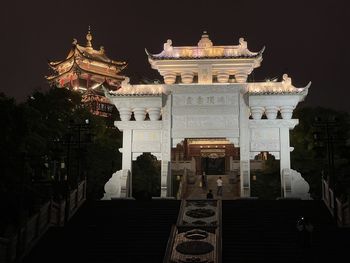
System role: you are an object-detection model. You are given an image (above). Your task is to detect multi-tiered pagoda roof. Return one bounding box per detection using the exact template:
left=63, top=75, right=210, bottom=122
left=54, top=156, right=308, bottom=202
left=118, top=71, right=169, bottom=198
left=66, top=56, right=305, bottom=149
left=46, top=28, right=126, bottom=89
left=46, top=28, right=127, bottom=117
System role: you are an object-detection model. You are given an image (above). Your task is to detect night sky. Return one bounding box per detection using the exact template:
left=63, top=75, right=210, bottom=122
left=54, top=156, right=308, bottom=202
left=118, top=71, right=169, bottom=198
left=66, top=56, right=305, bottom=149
left=0, top=0, right=349, bottom=111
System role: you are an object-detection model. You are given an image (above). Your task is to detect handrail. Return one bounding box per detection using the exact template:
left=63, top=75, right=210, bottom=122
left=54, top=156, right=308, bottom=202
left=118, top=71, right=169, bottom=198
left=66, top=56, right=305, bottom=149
left=0, top=178, right=87, bottom=263
left=322, top=179, right=350, bottom=227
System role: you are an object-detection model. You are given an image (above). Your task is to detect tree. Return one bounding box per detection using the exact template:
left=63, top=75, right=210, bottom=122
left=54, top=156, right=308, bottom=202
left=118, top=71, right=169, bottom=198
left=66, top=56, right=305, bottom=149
left=291, top=107, right=350, bottom=199
left=132, top=153, right=161, bottom=199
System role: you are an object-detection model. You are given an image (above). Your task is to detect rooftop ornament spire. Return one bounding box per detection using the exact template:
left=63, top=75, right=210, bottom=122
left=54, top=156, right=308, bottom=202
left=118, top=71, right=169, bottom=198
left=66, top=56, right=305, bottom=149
left=86, top=26, right=93, bottom=48
left=197, top=31, right=213, bottom=48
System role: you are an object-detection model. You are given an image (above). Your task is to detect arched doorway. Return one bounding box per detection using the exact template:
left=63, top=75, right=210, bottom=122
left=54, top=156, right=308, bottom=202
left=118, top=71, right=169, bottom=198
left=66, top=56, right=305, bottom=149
left=132, top=153, right=161, bottom=199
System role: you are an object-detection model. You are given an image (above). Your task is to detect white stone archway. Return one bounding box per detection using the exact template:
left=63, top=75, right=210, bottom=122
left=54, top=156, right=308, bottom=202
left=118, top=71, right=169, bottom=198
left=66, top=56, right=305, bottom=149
left=102, top=33, right=311, bottom=200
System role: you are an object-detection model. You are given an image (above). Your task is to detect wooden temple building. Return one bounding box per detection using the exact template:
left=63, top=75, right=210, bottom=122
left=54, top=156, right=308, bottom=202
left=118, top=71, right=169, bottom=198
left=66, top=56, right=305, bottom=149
left=46, top=27, right=127, bottom=117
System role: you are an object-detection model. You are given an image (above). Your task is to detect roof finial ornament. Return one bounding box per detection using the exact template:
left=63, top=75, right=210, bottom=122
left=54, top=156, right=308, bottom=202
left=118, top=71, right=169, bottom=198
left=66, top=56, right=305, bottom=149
left=86, top=26, right=93, bottom=48
left=282, top=73, right=292, bottom=86
left=163, top=39, right=173, bottom=56
left=198, top=31, right=213, bottom=48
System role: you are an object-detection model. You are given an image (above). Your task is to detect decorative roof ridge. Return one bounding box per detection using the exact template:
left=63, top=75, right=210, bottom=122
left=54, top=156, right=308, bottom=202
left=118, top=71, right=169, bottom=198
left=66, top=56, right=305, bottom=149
left=48, top=39, right=127, bottom=69
left=104, top=77, right=164, bottom=97
left=46, top=59, right=125, bottom=82
left=146, top=33, right=264, bottom=60
left=247, top=74, right=311, bottom=96
left=74, top=44, right=127, bottom=67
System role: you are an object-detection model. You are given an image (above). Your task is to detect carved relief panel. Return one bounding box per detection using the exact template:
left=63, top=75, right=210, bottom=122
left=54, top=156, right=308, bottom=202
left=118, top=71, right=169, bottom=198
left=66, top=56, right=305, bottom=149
left=172, top=89, right=240, bottom=139
left=250, top=128, right=280, bottom=152
left=132, top=130, right=161, bottom=152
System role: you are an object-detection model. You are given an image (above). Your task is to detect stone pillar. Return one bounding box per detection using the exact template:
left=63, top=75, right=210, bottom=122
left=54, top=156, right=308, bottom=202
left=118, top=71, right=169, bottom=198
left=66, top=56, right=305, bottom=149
left=161, top=94, right=172, bottom=197
left=279, top=127, right=291, bottom=173
left=122, top=129, right=133, bottom=196
left=198, top=64, right=212, bottom=84
left=279, top=127, right=291, bottom=196
left=239, top=91, right=251, bottom=197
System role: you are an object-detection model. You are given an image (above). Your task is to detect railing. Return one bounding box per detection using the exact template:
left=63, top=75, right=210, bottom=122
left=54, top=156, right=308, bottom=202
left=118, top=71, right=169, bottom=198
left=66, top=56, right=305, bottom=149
left=176, top=168, right=187, bottom=200
left=0, top=201, right=51, bottom=263
left=322, top=179, right=350, bottom=227
left=0, top=179, right=87, bottom=262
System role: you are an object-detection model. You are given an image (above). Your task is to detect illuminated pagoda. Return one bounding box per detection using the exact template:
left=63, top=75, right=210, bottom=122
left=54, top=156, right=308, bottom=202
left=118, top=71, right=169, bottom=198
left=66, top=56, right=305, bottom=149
left=46, top=27, right=127, bottom=117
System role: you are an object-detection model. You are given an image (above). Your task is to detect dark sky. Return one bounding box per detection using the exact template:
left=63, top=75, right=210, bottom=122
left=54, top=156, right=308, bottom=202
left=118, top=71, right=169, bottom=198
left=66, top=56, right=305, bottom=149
left=0, top=0, right=349, bottom=111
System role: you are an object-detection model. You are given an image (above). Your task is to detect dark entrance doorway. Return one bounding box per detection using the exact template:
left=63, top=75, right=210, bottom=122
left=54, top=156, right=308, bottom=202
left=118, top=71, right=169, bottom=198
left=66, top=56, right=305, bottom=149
left=202, top=157, right=225, bottom=175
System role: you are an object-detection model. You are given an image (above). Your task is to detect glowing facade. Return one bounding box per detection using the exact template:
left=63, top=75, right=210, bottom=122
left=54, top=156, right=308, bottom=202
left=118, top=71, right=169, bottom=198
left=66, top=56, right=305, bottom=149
left=103, top=32, right=311, bottom=199
left=46, top=28, right=127, bottom=117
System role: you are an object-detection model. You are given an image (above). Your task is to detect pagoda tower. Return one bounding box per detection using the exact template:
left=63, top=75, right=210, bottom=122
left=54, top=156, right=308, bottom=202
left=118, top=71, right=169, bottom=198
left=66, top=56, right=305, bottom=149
left=46, top=27, right=127, bottom=117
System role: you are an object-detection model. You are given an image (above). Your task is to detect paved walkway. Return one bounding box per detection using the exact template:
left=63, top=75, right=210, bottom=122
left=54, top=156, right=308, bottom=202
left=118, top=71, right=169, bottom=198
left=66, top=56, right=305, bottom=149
left=184, top=174, right=240, bottom=200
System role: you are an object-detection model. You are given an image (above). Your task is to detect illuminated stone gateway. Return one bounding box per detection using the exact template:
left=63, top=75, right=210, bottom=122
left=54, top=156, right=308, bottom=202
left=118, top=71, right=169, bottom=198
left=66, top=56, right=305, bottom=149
left=103, top=32, right=311, bottom=199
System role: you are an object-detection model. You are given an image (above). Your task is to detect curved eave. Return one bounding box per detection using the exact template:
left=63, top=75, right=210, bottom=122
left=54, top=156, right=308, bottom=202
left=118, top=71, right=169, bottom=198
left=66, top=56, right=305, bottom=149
left=46, top=60, right=125, bottom=83
left=248, top=91, right=306, bottom=95
left=107, top=93, right=162, bottom=97
left=248, top=81, right=311, bottom=97
left=145, top=46, right=265, bottom=61
left=48, top=45, right=127, bottom=71
left=75, top=45, right=127, bottom=68
left=48, top=45, right=77, bottom=68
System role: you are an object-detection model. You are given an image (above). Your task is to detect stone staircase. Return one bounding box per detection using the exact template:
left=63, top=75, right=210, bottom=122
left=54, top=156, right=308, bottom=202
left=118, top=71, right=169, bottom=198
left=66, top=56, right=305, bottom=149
left=23, top=200, right=180, bottom=263
left=23, top=199, right=349, bottom=263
